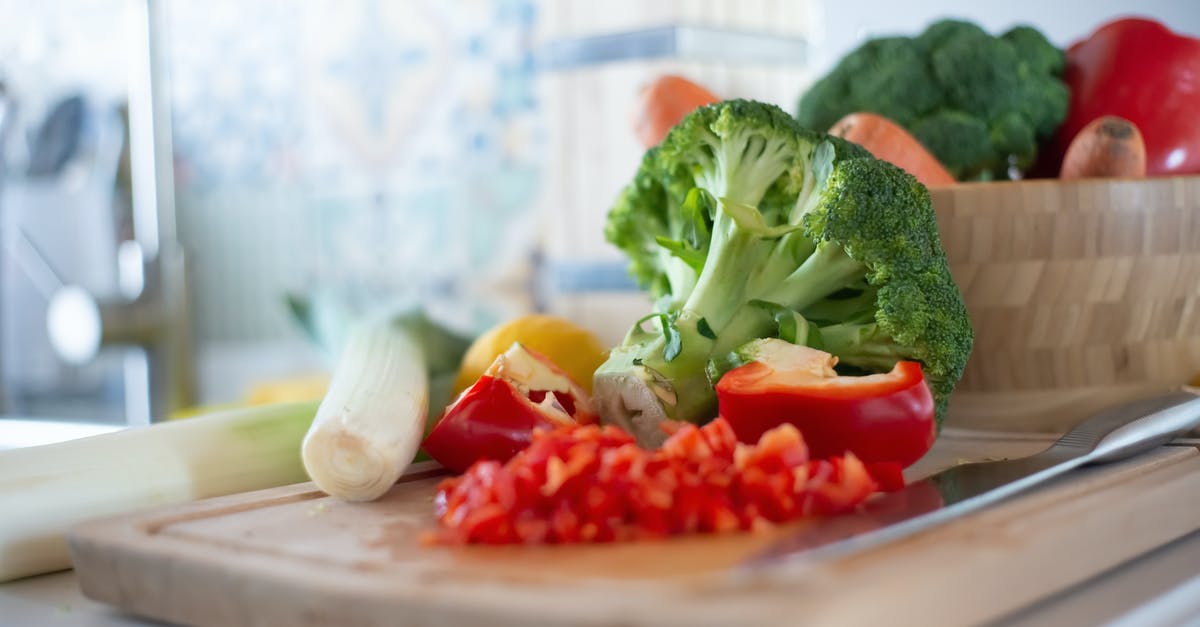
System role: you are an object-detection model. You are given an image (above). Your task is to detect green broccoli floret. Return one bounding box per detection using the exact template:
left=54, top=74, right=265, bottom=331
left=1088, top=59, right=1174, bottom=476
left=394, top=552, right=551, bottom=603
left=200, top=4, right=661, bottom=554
left=594, top=100, right=974, bottom=445
left=795, top=19, right=1067, bottom=181
left=1002, top=25, right=1065, bottom=77
left=988, top=112, right=1039, bottom=173
left=605, top=148, right=696, bottom=306
left=908, top=110, right=996, bottom=179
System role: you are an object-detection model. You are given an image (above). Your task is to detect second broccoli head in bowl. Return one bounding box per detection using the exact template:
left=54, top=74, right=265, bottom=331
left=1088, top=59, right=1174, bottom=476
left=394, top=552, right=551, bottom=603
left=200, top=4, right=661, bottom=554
left=595, top=99, right=974, bottom=446
left=796, top=19, right=1068, bottom=181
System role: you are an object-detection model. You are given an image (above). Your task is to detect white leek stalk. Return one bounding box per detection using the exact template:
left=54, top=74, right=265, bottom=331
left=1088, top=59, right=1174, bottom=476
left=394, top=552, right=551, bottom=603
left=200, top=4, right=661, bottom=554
left=301, top=319, right=428, bottom=501
left=0, top=401, right=318, bottom=583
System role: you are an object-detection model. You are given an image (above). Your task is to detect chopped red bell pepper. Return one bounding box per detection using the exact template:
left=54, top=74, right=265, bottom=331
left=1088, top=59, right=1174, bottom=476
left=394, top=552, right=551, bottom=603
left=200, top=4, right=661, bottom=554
left=427, top=417, right=878, bottom=545
left=1052, top=18, right=1200, bottom=176
left=421, top=343, right=598, bottom=473
left=716, top=339, right=936, bottom=471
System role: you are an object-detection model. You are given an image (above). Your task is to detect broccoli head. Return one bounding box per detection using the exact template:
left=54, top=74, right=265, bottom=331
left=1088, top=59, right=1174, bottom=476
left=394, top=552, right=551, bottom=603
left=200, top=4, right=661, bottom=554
left=595, top=100, right=974, bottom=445
left=796, top=19, right=1068, bottom=181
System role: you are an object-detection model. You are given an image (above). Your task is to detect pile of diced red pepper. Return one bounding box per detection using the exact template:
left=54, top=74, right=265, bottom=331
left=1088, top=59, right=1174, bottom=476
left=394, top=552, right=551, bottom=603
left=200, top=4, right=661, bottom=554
left=428, top=417, right=877, bottom=545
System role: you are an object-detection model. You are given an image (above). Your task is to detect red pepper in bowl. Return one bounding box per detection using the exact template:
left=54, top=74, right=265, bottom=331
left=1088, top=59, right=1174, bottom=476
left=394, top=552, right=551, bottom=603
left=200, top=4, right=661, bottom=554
left=1053, top=18, right=1200, bottom=176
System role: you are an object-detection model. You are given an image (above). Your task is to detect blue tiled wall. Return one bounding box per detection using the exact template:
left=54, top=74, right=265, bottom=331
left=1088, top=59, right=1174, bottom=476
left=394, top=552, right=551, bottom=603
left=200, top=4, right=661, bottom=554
left=167, top=0, right=545, bottom=340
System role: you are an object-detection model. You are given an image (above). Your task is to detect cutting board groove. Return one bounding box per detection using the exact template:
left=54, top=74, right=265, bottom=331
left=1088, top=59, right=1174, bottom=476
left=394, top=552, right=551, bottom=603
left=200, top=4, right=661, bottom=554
left=68, top=438, right=1200, bottom=627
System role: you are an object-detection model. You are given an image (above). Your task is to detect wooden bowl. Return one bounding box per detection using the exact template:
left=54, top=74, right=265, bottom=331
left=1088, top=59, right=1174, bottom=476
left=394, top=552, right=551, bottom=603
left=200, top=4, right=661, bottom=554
left=933, top=175, right=1200, bottom=432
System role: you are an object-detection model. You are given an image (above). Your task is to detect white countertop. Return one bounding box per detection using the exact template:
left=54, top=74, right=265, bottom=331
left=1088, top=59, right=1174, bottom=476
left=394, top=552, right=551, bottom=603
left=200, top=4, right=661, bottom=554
left=0, top=420, right=122, bottom=451
left=0, top=571, right=155, bottom=626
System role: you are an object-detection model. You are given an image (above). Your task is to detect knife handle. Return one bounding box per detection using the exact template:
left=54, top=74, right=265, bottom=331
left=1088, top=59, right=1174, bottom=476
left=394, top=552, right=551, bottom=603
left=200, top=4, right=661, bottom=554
left=1087, top=392, right=1200, bottom=464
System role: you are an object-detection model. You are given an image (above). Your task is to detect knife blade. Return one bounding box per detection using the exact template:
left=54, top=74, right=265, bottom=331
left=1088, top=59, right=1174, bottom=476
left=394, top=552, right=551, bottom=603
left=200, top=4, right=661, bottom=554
left=743, top=389, right=1200, bottom=568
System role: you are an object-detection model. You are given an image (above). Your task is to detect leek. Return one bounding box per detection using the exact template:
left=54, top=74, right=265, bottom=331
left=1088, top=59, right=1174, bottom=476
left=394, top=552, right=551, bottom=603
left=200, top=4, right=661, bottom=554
left=0, top=310, right=470, bottom=582
left=294, top=307, right=471, bottom=501
left=0, top=401, right=318, bottom=582
left=302, top=319, right=428, bottom=501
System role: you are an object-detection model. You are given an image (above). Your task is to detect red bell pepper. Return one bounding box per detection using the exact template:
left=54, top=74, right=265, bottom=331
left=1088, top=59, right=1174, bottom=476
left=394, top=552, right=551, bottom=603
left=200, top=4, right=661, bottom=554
left=715, top=339, right=936, bottom=470
left=1053, top=18, right=1200, bottom=176
left=421, top=343, right=598, bottom=473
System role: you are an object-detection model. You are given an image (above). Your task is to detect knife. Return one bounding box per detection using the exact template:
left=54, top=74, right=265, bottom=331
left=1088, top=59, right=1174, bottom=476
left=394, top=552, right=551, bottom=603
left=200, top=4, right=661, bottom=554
left=744, top=389, right=1200, bottom=568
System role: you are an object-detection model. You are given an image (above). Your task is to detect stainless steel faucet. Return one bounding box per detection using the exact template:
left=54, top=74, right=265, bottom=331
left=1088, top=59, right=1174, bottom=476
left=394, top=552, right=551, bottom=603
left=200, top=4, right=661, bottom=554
left=42, top=0, right=194, bottom=423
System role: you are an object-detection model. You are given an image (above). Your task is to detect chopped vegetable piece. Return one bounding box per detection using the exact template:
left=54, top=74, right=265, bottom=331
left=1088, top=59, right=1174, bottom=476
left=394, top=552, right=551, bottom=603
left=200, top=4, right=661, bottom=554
left=717, top=339, right=936, bottom=469
left=422, top=343, right=599, bottom=473
left=428, top=417, right=877, bottom=545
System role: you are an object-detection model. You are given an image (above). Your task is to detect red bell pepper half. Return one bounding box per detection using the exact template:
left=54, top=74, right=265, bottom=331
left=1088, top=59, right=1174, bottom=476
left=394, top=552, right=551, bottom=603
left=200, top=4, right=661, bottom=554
left=422, top=342, right=599, bottom=473
left=715, top=339, right=936, bottom=471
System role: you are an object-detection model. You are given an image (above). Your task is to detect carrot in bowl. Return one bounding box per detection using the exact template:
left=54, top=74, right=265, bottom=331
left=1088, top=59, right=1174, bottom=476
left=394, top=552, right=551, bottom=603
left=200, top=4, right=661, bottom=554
left=829, top=112, right=957, bottom=188
left=1059, top=115, right=1147, bottom=180
left=632, top=75, right=720, bottom=148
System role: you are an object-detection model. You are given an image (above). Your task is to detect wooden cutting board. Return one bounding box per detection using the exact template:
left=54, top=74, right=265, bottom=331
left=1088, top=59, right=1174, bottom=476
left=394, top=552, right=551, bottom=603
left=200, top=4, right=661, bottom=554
left=68, top=432, right=1200, bottom=627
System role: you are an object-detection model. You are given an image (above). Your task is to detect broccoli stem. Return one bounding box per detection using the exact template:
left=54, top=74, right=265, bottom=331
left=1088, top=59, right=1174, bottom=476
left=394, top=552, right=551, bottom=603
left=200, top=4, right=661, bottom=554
left=746, top=231, right=818, bottom=300
left=771, top=242, right=868, bottom=311
left=711, top=304, right=777, bottom=356
left=681, top=209, right=774, bottom=329
left=606, top=210, right=875, bottom=430
left=818, top=322, right=915, bottom=372
left=801, top=285, right=879, bottom=324
left=660, top=251, right=698, bottom=308
left=592, top=311, right=723, bottom=444
left=700, top=132, right=796, bottom=206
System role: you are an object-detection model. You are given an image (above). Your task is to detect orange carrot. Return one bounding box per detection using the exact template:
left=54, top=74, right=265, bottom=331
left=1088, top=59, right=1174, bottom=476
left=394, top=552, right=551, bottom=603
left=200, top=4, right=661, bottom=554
left=828, top=112, right=956, bottom=188
left=632, top=75, right=720, bottom=148
left=1059, top=115, right=1147, bottom=180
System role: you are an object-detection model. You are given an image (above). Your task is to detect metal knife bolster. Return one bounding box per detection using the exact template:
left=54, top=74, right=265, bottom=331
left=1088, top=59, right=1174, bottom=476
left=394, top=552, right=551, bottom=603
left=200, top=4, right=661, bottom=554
left=745, top=389, right=1200, bottom=567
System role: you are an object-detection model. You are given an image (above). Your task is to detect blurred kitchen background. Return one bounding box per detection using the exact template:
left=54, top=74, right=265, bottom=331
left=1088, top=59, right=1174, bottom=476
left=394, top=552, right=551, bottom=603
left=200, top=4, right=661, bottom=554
left=0, top=0, right=1196, bottom=436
